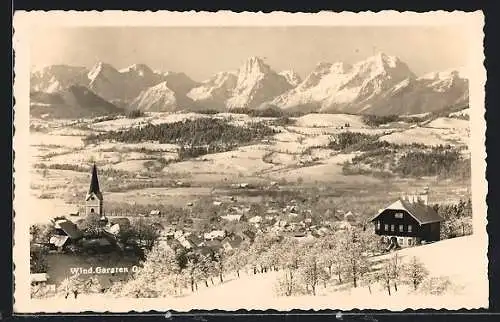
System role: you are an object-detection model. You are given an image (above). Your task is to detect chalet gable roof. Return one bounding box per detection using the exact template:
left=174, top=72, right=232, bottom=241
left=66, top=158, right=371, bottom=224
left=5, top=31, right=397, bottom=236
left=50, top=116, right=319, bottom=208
left=370, top=199, right=444, bottom=225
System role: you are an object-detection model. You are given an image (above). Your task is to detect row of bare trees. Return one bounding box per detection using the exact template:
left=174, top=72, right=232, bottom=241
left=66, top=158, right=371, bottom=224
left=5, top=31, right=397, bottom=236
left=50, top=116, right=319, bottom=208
left=230, top=228, right=431, bottom=297
left=105, top=228, right=379, bottom=298
left=106, top=242, right=241, bottom=298
left=101, top=226, right=433, bottom=298
left=377, top=254, right=429, bottom=296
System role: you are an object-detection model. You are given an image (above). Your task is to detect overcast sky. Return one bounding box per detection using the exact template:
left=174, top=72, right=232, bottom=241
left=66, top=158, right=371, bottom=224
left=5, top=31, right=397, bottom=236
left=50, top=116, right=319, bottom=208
left=30, top=26, right=469, bottom=81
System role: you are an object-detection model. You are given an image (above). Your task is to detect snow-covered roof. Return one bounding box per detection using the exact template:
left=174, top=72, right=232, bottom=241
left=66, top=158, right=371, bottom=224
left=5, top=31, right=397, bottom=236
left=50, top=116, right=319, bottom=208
left=49, top=235, right=69, bottom=247
left=220, top=214, right=243, bottom=222
left=249, top=216, right=263, bottom=223
left=31, top=273, right=49, bottom=283
left=370, top=199, right=444, bottom=225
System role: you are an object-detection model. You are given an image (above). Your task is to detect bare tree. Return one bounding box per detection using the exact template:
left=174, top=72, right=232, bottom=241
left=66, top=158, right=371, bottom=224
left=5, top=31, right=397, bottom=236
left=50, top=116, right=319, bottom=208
left=277, top=237, right=302, bottom=296
left=114, top=243, right=181, bottom=298
left=340, top=229, right=371, bottom=288
left=389, top=253, right=403, bottom=292
left=318, top=234, right=345, bottom=283
left=299, top=251, right=322, bottom=296
left=197, top=254, right=212, bottom=287
left=403, top=256, right=429, bottom=291
left=213, top=250, right=226, bottom=283
left=226, top=249, right=248, bottom=278
left=185, top=257, right=203, bottom=292
left=379, top=261, right=393, bottom=296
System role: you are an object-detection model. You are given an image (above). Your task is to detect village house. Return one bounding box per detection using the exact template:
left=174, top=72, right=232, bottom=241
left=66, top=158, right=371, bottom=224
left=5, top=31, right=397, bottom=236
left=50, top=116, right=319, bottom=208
left=203, top=230, right=226, bottom=241
left=248, top=215, right=263, bottom=224
left=174, top=230, right=185, bottom=239
left=104, top=217, right=131, bottom=237
left=343, top=211, right=356, bottom=222
left=186, top=234, right=205, bottom=248
left=237, top=229, right=256, bottom=242
left=49, top=218, right=83, bottom=250
left=222, top=235, right=244, bottom=251
left=220, top=214, right=244, bottom=222
left=370, top=188, right=444, bottom=249
left=149, top=209, right=161, bottom=217
left=336, top=220, right=353, bottom=231
left=177, top=235, right=195, bottom=250
left=30, top=273, right=50, bottom=285
left=160, top=225, right=176, bottom=239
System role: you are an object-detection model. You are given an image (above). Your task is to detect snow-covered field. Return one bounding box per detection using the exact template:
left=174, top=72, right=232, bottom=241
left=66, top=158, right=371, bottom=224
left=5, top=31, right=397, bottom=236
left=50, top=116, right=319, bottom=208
left=164, top=145, right=275, bottom=177
left=294, top=113, right=366, bottom=128
left=28, top=236, right=487, bottom=312
left=89, top=112, right=208, bottom=131
left=28, top=112, right=470, bottom=219
left=379, top=126, right=469, bottom=147
left=426, top=117, right=469, bottom=130
left=449, top=108, right=470, bottom=119
left=30, top=133, right=85, bottom=148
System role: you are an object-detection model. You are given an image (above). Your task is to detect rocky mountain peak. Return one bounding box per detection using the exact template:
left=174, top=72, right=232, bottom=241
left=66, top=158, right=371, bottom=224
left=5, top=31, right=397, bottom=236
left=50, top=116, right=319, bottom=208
left=119, top=63, right=154, bottom=77
left=88, top=62, right=119, bottom=81
left=240, top=56, right=272, bottom=75
left=279, top=70, right=302, bottom=87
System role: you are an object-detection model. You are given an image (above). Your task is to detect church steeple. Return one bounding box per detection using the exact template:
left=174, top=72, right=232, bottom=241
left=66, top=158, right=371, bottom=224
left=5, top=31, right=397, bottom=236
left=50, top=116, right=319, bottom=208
left=88, top=163, right=102, bottom=199
left=85, top=163, right=103, bottom=215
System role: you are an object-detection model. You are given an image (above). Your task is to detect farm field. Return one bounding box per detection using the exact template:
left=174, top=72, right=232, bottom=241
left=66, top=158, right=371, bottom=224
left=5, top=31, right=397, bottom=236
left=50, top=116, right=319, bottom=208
left=29, top=112, right=471, bottom=224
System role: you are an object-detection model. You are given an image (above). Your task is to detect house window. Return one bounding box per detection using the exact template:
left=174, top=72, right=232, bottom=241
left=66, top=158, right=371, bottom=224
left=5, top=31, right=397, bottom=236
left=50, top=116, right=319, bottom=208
left=394, top=212, right=404, bottom=219
left=398, top=237, right=404, bottom=245
left=90, top=196, right=95, bottom=200
left=376, top=221, right=381, bottom=230
left=408, top=225, right=413, bottom=233
left=399, top=224, right=404, bottom=232
left=384, top=224, right=389, bottom=231
left=90, top=208, right=95, bottom=213
left=390, top=224, right=395, bottom=232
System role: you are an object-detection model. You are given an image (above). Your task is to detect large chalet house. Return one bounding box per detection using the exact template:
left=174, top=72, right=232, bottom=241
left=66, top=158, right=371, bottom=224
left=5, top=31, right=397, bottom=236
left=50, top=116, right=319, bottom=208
left=370, top=188, right=444, bottom=248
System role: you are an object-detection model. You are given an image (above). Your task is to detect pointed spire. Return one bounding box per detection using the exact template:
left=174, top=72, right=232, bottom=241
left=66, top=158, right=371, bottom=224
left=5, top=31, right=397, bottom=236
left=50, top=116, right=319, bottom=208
left=88, top=163, right=102, bottom=199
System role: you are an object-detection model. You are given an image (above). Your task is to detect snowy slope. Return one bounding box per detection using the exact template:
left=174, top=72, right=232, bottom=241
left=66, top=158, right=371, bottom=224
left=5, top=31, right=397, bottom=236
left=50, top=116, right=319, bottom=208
left=273, top=53, right=416, bottom=113
left=30, top=236, right=486, bottom=312
left=88, top=62, right=198, bottom=103
left=30, top=65, right=89, bottom=93
left=187, top=71, right=238, bottom=111
left=30, top=85, right=123, bottom=119
left=87, top=62, right=132, bottom=101
left=31, top=62, right=199, bottom=106
left=226, top=57, right=293, bottom=109
left=363, top=68, right=469, bottom=115
left=129, top=81, right=195, bottom=112
left=156, top=71, right=199, bottom=95
left=279, top=70, right=302, bottom=87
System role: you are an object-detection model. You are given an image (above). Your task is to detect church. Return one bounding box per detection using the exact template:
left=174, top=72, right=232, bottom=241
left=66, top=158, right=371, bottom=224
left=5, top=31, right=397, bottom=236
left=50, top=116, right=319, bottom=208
left=85, top=163, right=104, bottom=216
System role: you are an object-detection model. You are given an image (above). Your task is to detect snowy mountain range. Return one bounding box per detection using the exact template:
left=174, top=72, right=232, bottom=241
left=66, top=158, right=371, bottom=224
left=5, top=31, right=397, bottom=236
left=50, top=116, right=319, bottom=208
left=30, top=85, right=122, bottom=119
left=30, top=53, right=469, bottom=118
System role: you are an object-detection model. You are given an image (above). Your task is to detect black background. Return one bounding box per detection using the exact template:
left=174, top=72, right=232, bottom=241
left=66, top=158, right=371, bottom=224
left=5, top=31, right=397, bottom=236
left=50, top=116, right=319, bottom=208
left=6, top=1, right=499, bottom=321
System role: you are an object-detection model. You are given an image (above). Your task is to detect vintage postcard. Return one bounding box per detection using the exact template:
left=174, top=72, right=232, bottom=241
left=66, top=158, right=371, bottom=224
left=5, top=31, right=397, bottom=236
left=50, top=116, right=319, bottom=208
left=13, top=10, right=487, bottom=312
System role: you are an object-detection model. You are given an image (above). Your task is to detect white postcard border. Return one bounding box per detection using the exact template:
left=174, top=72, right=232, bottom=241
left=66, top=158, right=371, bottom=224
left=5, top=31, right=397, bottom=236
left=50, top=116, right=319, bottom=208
left=13, top=10, right=487, bottom=312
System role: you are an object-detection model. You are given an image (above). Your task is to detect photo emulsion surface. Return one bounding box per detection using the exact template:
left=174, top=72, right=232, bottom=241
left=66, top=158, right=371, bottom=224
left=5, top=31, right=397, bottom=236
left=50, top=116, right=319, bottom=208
left=13, top=11, right=487, bottom=312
